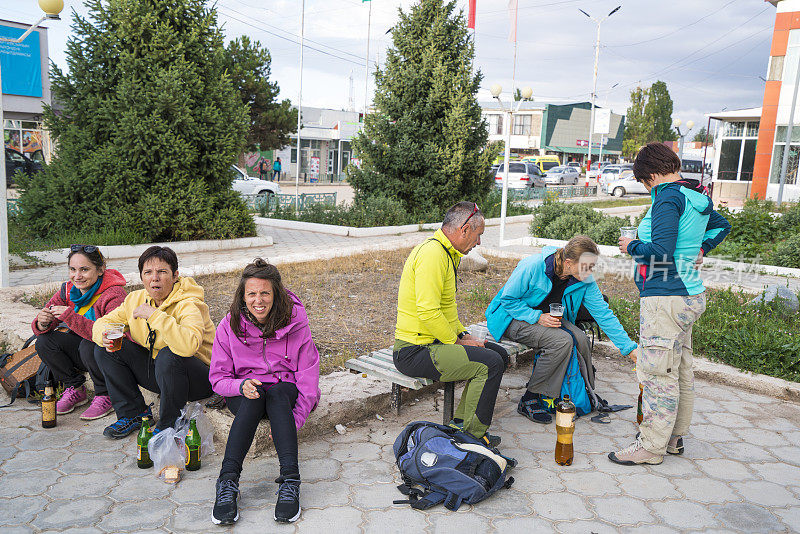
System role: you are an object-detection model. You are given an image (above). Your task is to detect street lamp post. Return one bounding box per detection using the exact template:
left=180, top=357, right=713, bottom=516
left=674, top=119, right=695, bottom=161
left=490, top=83, right=533, bottom=246
left=579, top=6, right=620, bottom=172
left=0, top=0, right=63, bottom=288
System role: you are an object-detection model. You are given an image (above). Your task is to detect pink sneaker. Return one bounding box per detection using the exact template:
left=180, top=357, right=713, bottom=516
left=80, top=395, right=114, bottom=420
left=56, top=385, right=88, bottom=414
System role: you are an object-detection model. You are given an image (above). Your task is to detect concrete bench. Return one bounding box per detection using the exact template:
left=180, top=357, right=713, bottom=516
left=344, top=322, right=531, bottom=425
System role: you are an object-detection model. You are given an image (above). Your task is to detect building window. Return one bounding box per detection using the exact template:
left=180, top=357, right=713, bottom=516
left=725, top=122, right=745, bottom=137
left=486, top=114, right=503, bottom=135
left=769, top=143, right=799, bottom=185
left=716, top=120, right=758, bottom=181
left=746, top=122, right=759, bottom=138
left=513, top=115, right=532, bottom=135
left=768, top=55, right=784, bottom=81
left=718, top=139, right=742, bottom=180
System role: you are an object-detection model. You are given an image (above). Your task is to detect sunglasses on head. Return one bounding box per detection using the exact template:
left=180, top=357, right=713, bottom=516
left=70, top=244, right=97, bottom=254
left=461, top=203, right=480, bottom=229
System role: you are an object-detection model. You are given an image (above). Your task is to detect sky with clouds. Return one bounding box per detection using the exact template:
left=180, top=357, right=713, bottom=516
left=3, top=0, right=778, bottom=135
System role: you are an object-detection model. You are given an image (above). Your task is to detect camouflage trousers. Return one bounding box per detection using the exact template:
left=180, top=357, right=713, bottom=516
left=637, top=293, right=706, bottom=455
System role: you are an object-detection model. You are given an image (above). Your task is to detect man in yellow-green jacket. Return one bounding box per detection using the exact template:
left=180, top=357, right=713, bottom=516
left=394, top=202, right=509, bottom=446
left=92, top=246, right=215, bottom=439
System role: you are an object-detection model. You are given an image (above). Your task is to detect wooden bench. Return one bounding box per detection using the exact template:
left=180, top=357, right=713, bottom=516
left=345, top=322, right=530, bottom=424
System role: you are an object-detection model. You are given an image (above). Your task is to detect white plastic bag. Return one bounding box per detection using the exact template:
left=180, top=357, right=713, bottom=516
left=175, top=401, right=216, bottom=457
left=149, top=427, right=185, bottom=483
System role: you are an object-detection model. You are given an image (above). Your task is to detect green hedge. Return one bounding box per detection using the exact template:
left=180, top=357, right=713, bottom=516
left=529, top=200, right=629, bottom=246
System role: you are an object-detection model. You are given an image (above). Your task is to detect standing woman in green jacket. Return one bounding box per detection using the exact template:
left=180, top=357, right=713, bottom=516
left=609, top=143, right=730, bottom=466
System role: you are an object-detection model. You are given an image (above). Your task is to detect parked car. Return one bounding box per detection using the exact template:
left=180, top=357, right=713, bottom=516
left=230, top=165, right=281, bottom=199
left=603, top=170, right=648, bottom=197
left=522, top=155, right=561, bottom=173
left=544, top=165, right=580, bottom=185
left=494, top=162, right=546, bottom=189
left=5, top=147, right=43, bottom=186
left=566, top=161, right=582, bottom=169
left=597, top=163, right=633, bottom=187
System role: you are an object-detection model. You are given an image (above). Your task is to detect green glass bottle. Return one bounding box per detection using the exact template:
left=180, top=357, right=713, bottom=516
left=185, top=418, right=201, bottom=471
left=137, top=416, right=153, bottom=469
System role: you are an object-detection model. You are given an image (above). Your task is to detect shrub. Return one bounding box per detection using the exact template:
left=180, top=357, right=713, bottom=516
left=771, top=233, right=800, bottom=268
left=529, top=201, right=600, bottom=238
left=479, top=189, right=532, bottom=219
left=713, top=199, right=779, bottom=260
left=777, top=203, right=800, bottom=236
left=588, top=215, right=630, bottom=246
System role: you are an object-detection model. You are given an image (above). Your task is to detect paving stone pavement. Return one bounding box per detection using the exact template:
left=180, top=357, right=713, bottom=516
left=2, top=357, right=800, bottom=533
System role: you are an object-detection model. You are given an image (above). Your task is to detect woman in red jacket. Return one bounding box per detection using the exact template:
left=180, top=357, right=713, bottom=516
left=32, top=245, right=127, bottom=419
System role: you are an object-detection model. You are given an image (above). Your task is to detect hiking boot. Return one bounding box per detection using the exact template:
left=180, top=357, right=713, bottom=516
left=517, top=396, right=553, bottom=424
left=56, top=385, right=88, bottom=414
left=79, top=395, right=113, bottom=420
left=103, top=406, right=152, bottom=439
left=608, top=438, right=663, bottom=466
left=274, top=476, right=301, bottom=523
left=667, top=435, right=684, bottom=455
left=211, top=476, right=240, bottom=525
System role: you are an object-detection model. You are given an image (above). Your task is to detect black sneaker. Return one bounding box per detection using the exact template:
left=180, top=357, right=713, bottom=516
left=517, top=396, right=553, bottom=424
left=103, top=406, right=152, bottom=439
left=274, top=476, right=301, bottom=523
left=211, top=476, right=240, bottom=525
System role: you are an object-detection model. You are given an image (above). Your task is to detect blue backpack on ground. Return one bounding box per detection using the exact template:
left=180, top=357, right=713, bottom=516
left=392, top=421, right=516, bottom=511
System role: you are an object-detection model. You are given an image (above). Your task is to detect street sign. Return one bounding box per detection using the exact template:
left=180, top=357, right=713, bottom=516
left=594, top=108, right=611, bottom=135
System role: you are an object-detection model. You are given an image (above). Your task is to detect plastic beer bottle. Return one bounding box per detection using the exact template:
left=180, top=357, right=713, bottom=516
left=637, top=384, right=644, bottom=425
left=137, top=416, right=154, bottom=469
left=555, top=395, right=575, bottom=466
left=41, top=382, right=57, bottom=428
left=185, top=418, right=201, bottom=471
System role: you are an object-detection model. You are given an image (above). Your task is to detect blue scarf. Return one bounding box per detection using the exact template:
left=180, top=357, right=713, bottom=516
left=69, top=275, right=103, bottom=321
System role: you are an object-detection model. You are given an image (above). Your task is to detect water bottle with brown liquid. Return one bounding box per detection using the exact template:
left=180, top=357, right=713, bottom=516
left=637, top=383, right=644, bottom=425
left=555, top=395, right=575, bottom=466
left=41, top=382, right=57, bottom=428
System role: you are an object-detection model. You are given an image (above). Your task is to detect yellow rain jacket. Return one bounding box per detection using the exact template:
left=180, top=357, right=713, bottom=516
left=92, top=277, right=215, bottom=365
left=395, top=229, right=467, bottom=345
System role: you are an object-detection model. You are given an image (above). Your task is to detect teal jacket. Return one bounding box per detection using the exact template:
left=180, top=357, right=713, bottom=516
left=485, top=247, right=637, bottom=356
left=629, top=180, right=730, bottom=297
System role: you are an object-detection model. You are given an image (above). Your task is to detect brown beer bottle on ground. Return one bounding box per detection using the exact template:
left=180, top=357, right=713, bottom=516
left=555, top=395, right=575, bottom=466
left=137, top=416, right=154, bottom=469
left=185, top=418, right=201, bottom=471
left=637, top=383, right=644, bottom=425
left=41, top=382, right=57, bottom=428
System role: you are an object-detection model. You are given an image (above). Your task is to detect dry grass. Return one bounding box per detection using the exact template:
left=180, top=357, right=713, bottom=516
left=27, top=249, right=520, bottom=375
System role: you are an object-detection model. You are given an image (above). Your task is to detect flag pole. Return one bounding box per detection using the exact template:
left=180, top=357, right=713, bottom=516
left=364, top=0, right=372, bottom=116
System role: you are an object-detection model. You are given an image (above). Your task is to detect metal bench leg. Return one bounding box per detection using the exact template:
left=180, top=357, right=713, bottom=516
left=391, top=383, right=402, bottom=416
left=443, top=382, right=455, bottom=425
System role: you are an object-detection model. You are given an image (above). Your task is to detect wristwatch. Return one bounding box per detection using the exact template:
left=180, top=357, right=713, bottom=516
left=457, top=330, right=470, bottom=339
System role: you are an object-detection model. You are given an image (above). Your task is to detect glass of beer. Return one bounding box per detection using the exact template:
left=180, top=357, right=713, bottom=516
left=105, top=323, right=125, bottom=352
left=549, top=303, right=564, bottom=318
left=620, top=226, right=638, bottom=239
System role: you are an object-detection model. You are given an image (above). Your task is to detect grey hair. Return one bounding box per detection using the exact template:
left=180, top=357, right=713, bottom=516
left=442, top=201, right=484, bottom=230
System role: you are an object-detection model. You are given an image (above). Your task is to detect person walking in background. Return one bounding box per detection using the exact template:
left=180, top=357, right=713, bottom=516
left=393, top=202, right=509, bottom=447
left=209, top=259, right=320, bottom=525
left=258, top=158, right=270, bottom=180
left=609, top=142, right=730, bottom=466
left=32, top=245, right=126, bottom=420
left=272, top=157, right=282, bottom=181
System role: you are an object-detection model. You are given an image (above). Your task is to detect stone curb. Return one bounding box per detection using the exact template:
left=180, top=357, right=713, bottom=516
left=254, top=214, right=534, bottom=237
left=28, top=236, right=274, bottom=263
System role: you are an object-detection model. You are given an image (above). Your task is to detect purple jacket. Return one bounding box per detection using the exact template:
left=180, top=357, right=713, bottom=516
left=209, top=291, right=321, bottom=430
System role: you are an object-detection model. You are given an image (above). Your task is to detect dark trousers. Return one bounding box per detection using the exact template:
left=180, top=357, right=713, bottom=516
left=272, top=170, right=280, bottom=180
left=94, top=339, right=213, bottom=429
left=394, top=341, right=508, bottom=439
left=36, top=330, right=107, bottom=396
left=221, top=382, right=299, bottom=480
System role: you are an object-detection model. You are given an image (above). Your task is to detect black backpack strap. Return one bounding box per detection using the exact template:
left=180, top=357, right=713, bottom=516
left=443, top=491, right=463, bottom=511
left=59, top=281, right=68, bottom=303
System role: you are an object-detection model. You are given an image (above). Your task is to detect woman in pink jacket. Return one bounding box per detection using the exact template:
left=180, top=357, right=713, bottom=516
left=209, top=258, right=320, bottom=526
left=32, top=245, right=127, bottom=419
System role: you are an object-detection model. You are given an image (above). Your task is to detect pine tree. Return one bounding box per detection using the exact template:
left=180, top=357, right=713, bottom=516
left=347, top=0, right=497, bottom=217
left=224, top=36, right=298, bottom=151
left=692, top=126, right=711, bottom=144
left=645, top=80, right=677, bottom=142
left=622, top=86, right=651, bottom=160
left=19, top=0, right=253, bottom=241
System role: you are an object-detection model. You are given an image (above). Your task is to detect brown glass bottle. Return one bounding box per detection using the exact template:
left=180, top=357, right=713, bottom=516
left=185, top=419, right=201, bottom=471
left=637, top=383, right=644, bottom=425
left=137, top=417, right=154, bottom=469
left=555, top=395, right=575, bottom=466
left=41, top=383, right=57, bottom=428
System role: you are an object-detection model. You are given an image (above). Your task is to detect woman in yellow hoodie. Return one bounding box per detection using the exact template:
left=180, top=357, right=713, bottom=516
left=92, top=246, right=215, bottom=439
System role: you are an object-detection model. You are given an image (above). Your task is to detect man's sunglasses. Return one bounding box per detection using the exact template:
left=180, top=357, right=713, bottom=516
left=70, top=244, right=97, bottom=254
left=461, top=203, right=480, bottom=229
